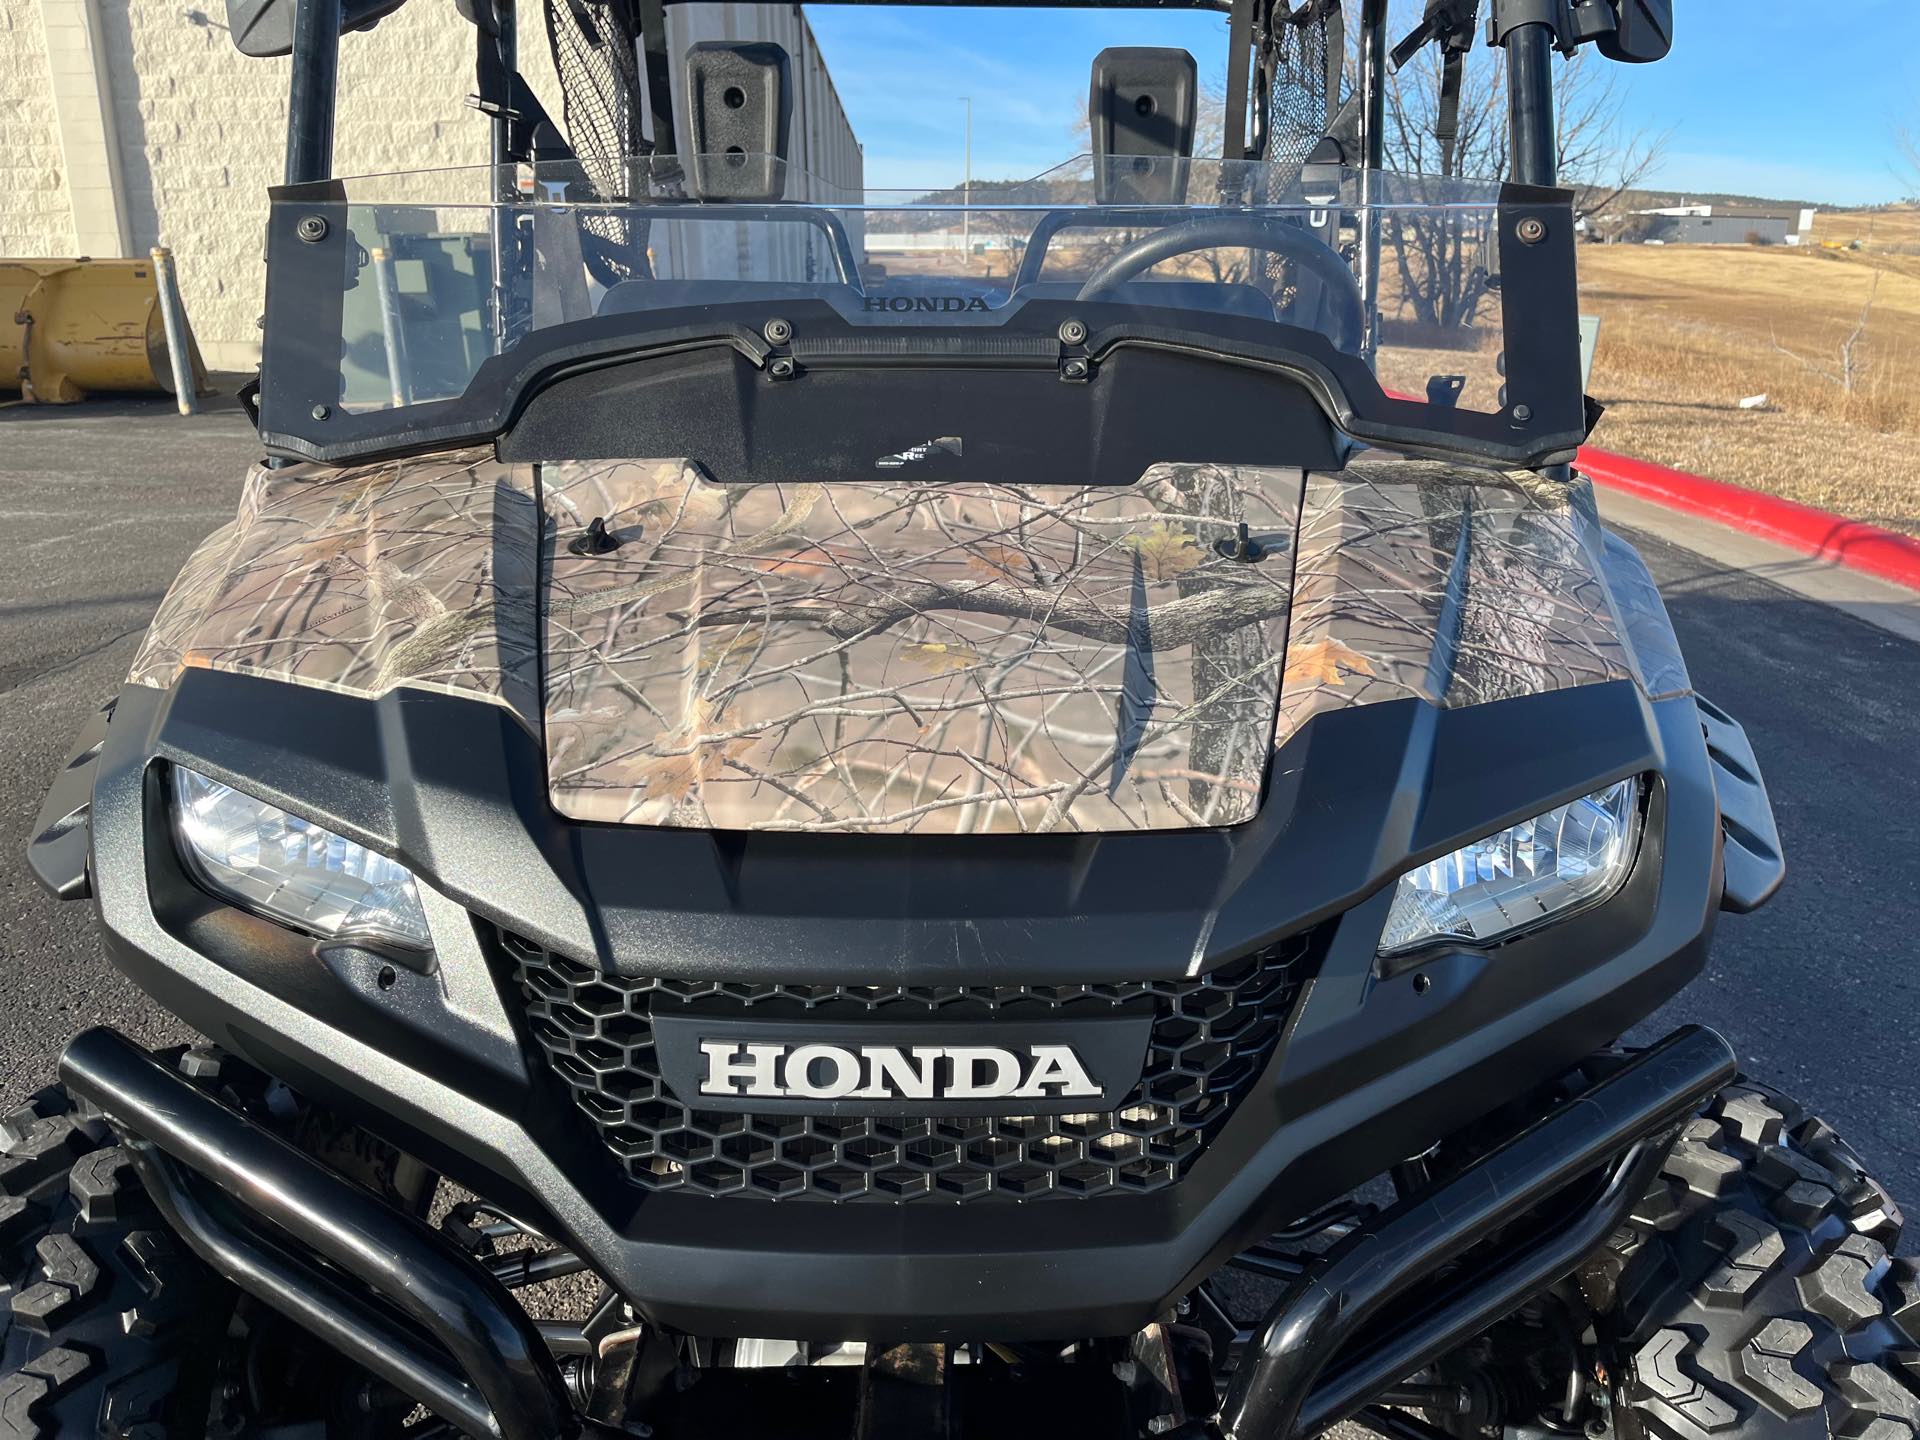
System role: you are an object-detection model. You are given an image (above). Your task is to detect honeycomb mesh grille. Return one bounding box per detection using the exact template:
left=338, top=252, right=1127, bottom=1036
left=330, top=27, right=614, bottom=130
left=503, top=932, right=1313, bottom=1203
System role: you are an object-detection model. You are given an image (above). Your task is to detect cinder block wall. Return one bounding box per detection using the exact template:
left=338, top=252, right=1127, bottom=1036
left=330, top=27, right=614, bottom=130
left=5, top=1, right=862, bottom=372
left=1, top=3, right=75, bottom=257
left=2, top=0, right=562, bottom=368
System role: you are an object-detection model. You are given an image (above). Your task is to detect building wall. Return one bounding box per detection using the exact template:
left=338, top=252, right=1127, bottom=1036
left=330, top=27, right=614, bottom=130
left=0, top=2, right=73, bottom=257
left=1, top=0, right=564, bottom=369
left=5, top=0, right=861, bottom=370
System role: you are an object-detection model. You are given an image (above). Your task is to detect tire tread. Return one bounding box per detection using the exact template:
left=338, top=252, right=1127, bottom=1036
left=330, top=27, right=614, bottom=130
left=0, top=1052, right=234, bottom=1438
left=1604, top=1082, right=1920, bottom=1440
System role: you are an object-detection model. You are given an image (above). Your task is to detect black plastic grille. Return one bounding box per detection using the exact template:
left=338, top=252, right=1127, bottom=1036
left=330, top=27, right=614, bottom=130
left=503, top=932, right=1313, bottom=1203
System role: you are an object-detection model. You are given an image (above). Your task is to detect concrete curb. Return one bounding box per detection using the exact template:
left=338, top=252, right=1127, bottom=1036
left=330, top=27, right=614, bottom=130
left=1575, top=446, right=1920, bottom=594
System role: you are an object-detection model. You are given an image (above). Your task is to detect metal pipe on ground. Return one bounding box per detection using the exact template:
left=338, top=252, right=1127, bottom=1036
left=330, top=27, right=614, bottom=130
left=149, top=247, right=198, bottom=415
left=370, top=246, right=413, bottom=408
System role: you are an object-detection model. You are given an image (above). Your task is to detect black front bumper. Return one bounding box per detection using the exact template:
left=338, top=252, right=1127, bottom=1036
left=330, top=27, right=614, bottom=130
left=61, top=1022, right=1739, bottom=1440
left=70, top=665, right=1726, bottom=1341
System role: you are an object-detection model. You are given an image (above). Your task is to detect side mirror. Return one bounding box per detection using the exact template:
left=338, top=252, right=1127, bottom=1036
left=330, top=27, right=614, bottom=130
left=1561, top=0, right=1672, bottom=63
left=222, top=0, right=411, bottom=59
left=683, top=42, right=793, bottom=202
left=1089, top=48, right=1198, bottom=205
left=1595, top=0, right=1672, bottom=63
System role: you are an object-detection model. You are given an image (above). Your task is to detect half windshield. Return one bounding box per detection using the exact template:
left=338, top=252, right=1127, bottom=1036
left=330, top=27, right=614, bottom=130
left=262, top=156, right=1582, bottom=464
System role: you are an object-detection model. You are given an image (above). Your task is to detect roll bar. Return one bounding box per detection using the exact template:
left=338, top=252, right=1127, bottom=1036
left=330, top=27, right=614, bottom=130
left=276, top=0, right=1589, bottom=190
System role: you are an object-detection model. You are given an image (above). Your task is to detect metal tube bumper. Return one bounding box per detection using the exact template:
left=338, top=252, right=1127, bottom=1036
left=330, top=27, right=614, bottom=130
left=137, top=1148, right=505, bottom=1436
left=58, top=1027, right=576, bottom=1440
left=1219, top=1024, right=1739, bottom=1440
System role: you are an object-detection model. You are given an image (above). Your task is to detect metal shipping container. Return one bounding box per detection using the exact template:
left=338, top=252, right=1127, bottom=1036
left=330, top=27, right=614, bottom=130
left=655, top=4, right=866, bottom=284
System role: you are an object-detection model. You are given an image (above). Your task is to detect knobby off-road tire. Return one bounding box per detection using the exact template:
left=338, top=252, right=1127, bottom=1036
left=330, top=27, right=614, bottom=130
left=1592, top=1080, right=1920, bottom=1440
left=0, top=1049, right=238, bottom=1438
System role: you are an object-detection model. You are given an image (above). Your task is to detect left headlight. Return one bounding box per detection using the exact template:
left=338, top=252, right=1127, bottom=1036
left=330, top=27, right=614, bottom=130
left=170, top=767, right=431, bottom=952
left=1379, top=777, right=1643, bottom=956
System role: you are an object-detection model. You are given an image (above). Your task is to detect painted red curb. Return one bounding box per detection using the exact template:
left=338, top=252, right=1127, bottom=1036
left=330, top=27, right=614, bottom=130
left=1574, top=446, right=1920, bottom=594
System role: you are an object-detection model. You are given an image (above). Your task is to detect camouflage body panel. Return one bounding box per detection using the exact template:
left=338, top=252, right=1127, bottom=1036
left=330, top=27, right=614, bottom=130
left=541, top=461, right=1303, bottom=832
left=1273, top=461, right=1650, bottom=747
left=128, top=449, right=1689, bottom=834
left=1596, top=529, right=1692, bottom=702
left=126, top=451, right=541, bottom=722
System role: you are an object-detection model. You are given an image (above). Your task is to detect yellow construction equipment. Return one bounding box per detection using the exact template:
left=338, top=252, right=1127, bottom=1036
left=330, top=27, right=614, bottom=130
left=2, top=256, right=208, bottom=404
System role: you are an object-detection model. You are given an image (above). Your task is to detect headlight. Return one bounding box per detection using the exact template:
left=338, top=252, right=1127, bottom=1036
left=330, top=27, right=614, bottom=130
left=170, top=767, right=430, bottom=952
left=1379, top=778, right=1642, bottom=955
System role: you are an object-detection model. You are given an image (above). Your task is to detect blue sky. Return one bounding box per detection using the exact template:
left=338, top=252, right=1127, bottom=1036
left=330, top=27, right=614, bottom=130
left=804, top=5, right=1232, bottom=190
left=804, top=3, right=1918, bottom=206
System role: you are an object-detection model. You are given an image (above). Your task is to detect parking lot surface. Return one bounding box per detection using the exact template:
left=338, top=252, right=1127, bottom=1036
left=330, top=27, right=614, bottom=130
left=3, top=397, right=1916, bottom=1241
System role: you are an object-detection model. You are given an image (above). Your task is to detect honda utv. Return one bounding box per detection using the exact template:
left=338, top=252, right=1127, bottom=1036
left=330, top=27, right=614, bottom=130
left=16, top=0, right=1918, bottom=1436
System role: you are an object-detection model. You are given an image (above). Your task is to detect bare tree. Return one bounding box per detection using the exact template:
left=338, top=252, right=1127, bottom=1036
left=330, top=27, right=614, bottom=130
left=1380, top=26, right=1669, bottom=213
left=1897, top=127, right=1920, bottom=204
left=1375, top=13, right=1669, bottom=331
left=1770, top=273, right=1881, bottom=394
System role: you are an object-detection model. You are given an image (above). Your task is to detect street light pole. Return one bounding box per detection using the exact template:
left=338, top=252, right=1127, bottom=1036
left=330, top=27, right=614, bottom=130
left=960, top=96, right=973, bottom=261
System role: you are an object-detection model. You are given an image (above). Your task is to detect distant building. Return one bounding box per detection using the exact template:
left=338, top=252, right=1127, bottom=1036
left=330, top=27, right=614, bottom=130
left=1630, top=203, right=1817, bottom=247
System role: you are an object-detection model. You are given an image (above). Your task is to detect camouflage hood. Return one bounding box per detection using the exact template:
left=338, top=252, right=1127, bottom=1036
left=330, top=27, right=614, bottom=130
left=541, top=461, right=1300, bottom=832
left=128, top=451, right=1683, bottom=836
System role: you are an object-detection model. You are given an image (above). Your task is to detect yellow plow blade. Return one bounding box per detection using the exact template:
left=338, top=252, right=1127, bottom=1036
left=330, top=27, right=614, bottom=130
left=2, top=257, right=208, bottom=404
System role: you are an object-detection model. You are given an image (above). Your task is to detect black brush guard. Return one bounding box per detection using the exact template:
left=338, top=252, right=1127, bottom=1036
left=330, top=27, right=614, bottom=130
left=59, top=1030, right=575, bottom=1440
left=58, top=1025, right=1736, bottom=1440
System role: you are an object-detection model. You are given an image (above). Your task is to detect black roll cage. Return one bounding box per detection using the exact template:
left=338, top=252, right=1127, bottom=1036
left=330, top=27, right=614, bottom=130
left=280, top=0, right=1563, bottom=203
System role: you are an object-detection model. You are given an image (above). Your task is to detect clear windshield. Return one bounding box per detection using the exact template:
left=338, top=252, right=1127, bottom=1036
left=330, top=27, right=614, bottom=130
left=301, top=158, right=1510, bottom=420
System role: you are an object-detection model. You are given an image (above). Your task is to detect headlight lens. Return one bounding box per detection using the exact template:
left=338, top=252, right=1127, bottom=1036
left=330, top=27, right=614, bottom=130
left=170, top=767, right=431, bottom=952
left=1379, top=778, right=1642, bottom=955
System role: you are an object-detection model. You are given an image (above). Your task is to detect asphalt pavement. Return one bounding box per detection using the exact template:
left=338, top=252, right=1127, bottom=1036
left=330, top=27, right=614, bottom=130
left=2, top=396, right=1916, bottom=1234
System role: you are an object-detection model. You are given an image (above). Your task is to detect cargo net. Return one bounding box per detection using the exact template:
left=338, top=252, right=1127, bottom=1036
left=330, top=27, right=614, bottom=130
left=543, top=0, right=648, bottom=280
left=1265, top=1, right=1341, bottom=174
left=1263, top=1, right=1344, bottom=282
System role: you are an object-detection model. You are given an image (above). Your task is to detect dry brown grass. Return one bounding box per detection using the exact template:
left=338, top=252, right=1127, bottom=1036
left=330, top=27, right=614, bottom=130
left=1811, top=207, right=1920, bottom=252
left=1577, top=236, right=1920, bottom=536
left=875, top=220, right=1920, bottom=536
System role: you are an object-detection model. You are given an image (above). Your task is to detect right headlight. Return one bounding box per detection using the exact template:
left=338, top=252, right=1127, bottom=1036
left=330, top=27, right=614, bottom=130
left=1378, top=777, right=1643, bottom=956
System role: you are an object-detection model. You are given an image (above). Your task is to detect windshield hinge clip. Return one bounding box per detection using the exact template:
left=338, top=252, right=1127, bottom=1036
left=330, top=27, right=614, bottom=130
left=1214, top=523, right=1269, bottom=563
left=569, top=516, right=625, bottom=557
left=464, top=94, right=521, bottom=122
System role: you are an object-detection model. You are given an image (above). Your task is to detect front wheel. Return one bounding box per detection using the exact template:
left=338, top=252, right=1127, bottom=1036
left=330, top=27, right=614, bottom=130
left=0, top=1045, right=433, bottom=1438
left=1592, top=1081, right=1920, bottom=1439
left=0, top=1057, right=237, bottom=1437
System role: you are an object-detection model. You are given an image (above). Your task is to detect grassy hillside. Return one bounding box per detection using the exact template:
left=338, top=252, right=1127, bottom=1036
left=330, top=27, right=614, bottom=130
left=1577, top=228, right=1920, bottom=536
left=1810, top=207, right=1920, bottom=252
